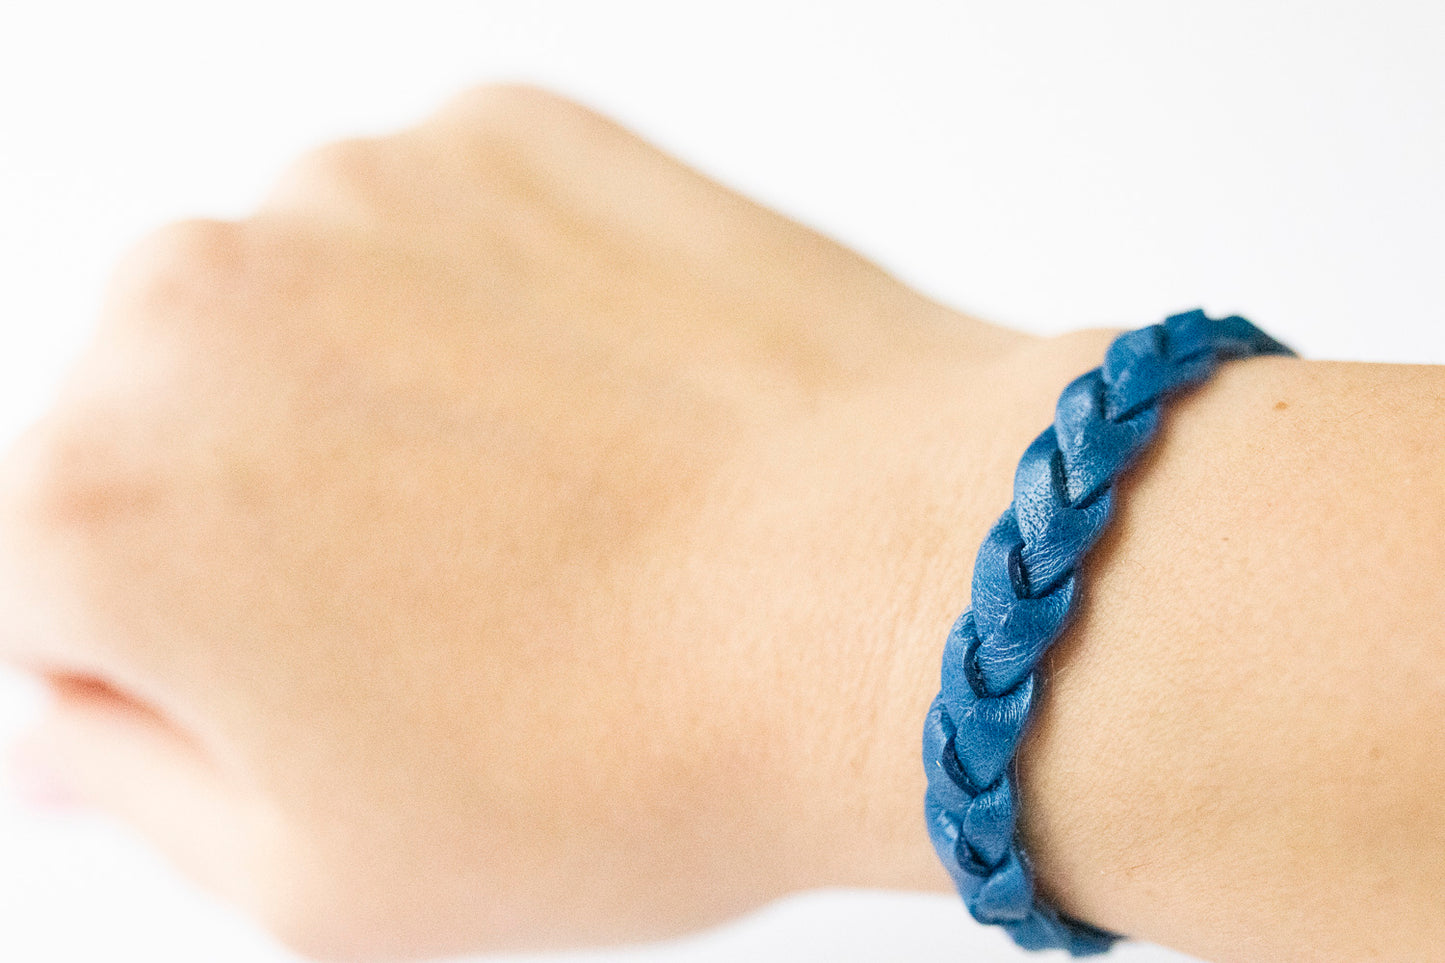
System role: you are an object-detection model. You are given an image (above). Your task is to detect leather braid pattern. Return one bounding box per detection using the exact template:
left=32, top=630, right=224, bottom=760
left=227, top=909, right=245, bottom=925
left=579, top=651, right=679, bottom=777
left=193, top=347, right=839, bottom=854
left=923, top=310, right=1294, bottom=955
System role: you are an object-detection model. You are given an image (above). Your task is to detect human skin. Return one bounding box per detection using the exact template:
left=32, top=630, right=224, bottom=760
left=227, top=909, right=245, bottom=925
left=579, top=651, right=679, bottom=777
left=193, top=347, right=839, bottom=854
left=0, top=84, right=1441, bottom=963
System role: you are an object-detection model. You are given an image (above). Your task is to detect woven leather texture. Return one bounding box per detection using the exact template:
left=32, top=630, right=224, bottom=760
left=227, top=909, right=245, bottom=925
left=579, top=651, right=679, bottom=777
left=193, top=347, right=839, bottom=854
left=923, top=310, right=1294, bottom=955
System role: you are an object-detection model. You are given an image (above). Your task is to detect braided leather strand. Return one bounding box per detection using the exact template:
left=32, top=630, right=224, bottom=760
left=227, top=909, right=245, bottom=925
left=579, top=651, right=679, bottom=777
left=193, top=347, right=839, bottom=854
left=924, top=310, right=1294, bottom=955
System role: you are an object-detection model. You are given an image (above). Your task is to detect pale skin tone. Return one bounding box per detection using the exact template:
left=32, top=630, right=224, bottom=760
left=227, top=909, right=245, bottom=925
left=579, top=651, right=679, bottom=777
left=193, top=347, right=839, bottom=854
left=0, top=84, right=1441, bottom=963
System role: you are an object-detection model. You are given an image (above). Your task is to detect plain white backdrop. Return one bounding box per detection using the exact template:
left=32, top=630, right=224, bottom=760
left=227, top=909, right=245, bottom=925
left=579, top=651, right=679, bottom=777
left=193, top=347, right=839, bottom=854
left=1, top=2, right=1441, bottom=961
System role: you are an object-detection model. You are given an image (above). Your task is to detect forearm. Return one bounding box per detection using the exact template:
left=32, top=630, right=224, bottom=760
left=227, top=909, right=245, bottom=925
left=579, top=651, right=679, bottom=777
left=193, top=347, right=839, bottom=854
left=1001, top=346, right=1445, bottom=962
left=779, top=331, right=1445, bottom=961
left=673, top=326, right=1445, bottom=959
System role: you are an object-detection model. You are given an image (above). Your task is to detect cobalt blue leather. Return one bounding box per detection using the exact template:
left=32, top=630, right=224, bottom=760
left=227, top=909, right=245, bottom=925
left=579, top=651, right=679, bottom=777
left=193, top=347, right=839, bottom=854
left=923, top=310, right=1294, bottom=955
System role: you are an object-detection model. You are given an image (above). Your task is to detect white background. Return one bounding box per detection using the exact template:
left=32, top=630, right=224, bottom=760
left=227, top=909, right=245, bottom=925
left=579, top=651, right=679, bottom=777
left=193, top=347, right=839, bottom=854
left=1, top=2, right=1441, bottom=961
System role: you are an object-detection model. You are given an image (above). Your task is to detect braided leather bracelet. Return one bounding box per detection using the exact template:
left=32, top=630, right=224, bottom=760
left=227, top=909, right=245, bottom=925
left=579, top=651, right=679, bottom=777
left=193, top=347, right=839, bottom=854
left=922, top=310, right=1294, bottom=955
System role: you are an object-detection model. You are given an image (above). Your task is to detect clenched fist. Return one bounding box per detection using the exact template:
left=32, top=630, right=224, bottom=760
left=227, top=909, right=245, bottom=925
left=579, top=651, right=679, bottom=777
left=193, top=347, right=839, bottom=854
left=0, top=84, right=1069, bottom=960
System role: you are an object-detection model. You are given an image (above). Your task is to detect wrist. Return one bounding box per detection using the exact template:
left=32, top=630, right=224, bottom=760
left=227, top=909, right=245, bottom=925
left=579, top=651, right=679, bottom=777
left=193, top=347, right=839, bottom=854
left=641, top=324, right=1126, bottom=901
left=811, top=325, right=1129, bottom=894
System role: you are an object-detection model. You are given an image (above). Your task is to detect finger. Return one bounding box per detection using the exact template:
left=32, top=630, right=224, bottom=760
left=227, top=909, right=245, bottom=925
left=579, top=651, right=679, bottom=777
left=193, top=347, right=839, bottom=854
left=0, top=386, right=197, bottom=718
left=7, top=672, right=279, bottom=910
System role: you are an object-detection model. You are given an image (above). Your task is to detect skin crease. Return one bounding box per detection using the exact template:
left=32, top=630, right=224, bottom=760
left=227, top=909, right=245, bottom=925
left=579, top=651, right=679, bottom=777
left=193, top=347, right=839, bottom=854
left=0, top=83, right=1441, bottom=963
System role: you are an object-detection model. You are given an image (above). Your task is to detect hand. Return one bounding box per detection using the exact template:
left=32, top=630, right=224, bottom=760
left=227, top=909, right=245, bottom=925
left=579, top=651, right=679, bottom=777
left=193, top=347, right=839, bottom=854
left=0, top=84, right=1060, bottom=960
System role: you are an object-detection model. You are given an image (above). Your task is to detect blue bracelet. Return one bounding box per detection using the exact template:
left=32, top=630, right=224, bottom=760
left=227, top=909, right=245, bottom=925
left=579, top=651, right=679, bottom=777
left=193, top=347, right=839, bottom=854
left=922, top=309, right=1295, bottom=955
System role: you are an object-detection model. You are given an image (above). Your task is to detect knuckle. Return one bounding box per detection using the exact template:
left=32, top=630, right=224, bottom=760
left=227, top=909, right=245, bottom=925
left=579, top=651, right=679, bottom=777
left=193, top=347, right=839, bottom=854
left=117, top=218, right=247, bottom=285
left=422, top=81, right=607, bottom=153
left=106, top=217, right=251, bottom=326
left=427, top=81, right=561, bottom=126
left=264, top=135, right=396, bottom=217
left=0, top=415, right=164, bottom=537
